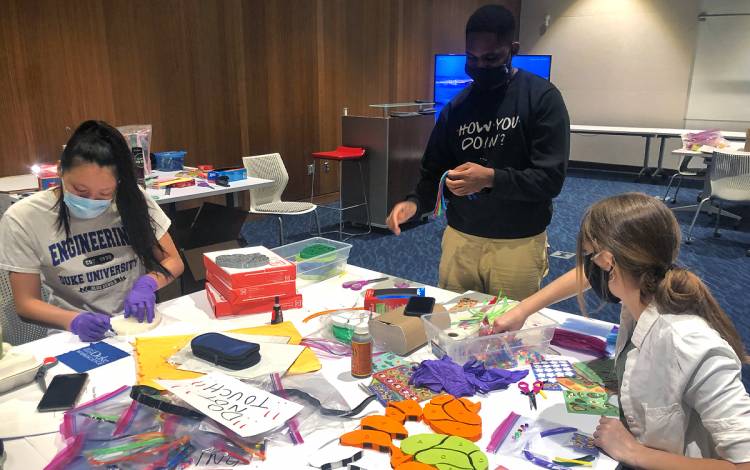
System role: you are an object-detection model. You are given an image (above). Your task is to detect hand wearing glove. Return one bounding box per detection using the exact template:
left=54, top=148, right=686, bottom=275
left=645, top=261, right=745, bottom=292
left=70, top=312, right=111, bottom=342
left=124, top=275, right=158, bottom=323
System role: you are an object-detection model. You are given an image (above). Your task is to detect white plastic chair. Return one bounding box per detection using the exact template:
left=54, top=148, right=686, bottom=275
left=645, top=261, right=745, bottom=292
left=242, top=153, right=321, bottom=246
left=0, top=270, right=48, bottom=345
left=686, top=150, right=750, bottom=244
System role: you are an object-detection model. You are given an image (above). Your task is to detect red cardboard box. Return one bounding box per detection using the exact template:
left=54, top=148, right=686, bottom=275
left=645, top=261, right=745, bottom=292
left=206, top=282, right=303, bottom=318
left=203, top=246, right=296, bottom=288
left=205, top=270, right=297, bottom=304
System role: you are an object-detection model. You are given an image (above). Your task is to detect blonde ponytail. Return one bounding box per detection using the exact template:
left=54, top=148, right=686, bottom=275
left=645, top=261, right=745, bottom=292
left=577, top=192, right=747, bottom=364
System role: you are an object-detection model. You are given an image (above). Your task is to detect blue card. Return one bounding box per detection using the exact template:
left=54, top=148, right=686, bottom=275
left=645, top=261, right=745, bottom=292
left=57, top=342, right=130, bottom=373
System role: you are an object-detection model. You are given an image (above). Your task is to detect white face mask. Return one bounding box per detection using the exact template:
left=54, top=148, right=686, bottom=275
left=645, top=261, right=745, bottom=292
left=63, top=190, right=112, bottom=219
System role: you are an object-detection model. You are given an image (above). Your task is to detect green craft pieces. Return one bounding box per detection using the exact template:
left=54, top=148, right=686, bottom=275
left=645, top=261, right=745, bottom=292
left=400, top=434, right=488, bottom=470
left=299, top=243, right=336, bottom=259
left=563, top=391, right=619, bottom=417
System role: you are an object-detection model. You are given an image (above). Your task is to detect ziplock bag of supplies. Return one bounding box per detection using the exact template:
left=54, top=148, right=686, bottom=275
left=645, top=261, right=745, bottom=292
left=245, top=371, right=378, bottom=446
left=490, top=413, right=599, bottom=469
left=46, top=385, right=263, bottom=469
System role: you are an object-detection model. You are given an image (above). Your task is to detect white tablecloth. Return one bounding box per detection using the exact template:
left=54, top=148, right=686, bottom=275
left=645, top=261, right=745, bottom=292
left=0, top=264, right=618, bottom=469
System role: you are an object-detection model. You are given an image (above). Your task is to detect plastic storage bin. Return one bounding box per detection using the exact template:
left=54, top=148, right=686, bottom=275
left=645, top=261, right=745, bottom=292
left=153, top=151, right=186, bottom=171
left=271, top=237, right=352, bottom=287
left=421, top=311, right=558, bottom=368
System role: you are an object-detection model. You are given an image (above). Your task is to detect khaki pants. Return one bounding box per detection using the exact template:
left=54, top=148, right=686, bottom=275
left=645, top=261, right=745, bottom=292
left=438, top=226, right=549, bottom=301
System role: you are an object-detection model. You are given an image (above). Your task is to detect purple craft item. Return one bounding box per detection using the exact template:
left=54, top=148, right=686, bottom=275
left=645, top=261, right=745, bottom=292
left=409, top=355, right=528, bottom=397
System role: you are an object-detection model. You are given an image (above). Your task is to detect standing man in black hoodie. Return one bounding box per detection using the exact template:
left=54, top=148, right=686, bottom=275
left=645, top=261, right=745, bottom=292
left=386, top=4, right=570, bottom=301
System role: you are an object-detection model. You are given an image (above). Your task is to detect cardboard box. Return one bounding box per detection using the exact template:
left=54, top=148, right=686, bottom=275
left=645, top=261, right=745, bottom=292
left=203, top=246, right=296, bottom=288
left=205, top=282, right=303, bottom=318
left=205, top=270, right=297, bottom=304
left=369, top=304, right=447, bottom=355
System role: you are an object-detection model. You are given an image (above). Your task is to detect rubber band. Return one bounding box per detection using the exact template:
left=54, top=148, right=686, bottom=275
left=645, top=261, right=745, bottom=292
left=434, top=171, right=450, bottom=217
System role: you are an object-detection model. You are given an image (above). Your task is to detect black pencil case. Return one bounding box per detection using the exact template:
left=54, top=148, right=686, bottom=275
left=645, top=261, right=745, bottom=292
left=190, top=333, right=261, bottom=370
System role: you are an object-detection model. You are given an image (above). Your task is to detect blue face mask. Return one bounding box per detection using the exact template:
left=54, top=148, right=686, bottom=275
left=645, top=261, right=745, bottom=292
left=63, top=190, right=112, bottom=219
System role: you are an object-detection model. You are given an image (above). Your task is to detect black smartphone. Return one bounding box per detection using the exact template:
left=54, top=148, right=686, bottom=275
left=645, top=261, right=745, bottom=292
left=37, top=373, right=88, bottom=412
left=404, top=296, right=435, bottom=317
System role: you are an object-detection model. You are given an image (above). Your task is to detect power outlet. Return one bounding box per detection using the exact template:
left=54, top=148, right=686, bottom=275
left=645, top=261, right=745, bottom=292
left=307, top=164, right=314, bottom=175
left=323, top=161, right=330, bottom=173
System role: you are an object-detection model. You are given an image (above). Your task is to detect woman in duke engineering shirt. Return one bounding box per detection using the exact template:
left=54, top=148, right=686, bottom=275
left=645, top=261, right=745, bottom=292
left=0, top=120, right=184, bottom=342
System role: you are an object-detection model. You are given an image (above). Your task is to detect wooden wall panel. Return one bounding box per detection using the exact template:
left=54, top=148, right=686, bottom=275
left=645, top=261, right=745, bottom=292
left=0, top=0, right=520, bottom=201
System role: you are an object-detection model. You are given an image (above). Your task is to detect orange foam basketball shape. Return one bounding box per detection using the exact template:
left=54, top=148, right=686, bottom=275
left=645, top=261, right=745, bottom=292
left=361, top=415, right=408, bottom=440
left=386, top=399, right=423, bottom=423
left=386, top=406, right=406, bottom=424
left=395, top=462, right=437, bottom=470
left=422, top=395, right=482, bottom=442
left=390, top=446, right=414, bottom=468
left=340, top=429, right=394, bottom=453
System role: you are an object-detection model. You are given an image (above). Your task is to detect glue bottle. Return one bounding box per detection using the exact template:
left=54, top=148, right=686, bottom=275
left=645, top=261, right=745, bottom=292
left=350, top=323, right=372, bottom=378
left=271, top=296, right=283, bottom=325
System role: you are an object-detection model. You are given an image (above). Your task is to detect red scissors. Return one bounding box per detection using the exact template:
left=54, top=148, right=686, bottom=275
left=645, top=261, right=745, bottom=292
left=518, top=380, right=543, bottom=410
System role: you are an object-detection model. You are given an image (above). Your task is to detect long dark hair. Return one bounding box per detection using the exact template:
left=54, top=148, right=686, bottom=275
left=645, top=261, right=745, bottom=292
left=575, top=192, right=746, bottom=363
left=56, top=120, right=171, bottom=278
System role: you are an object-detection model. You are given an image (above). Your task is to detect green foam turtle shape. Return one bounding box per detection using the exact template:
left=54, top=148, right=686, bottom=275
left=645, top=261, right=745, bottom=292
left=400, top=434, right=488, bottom=470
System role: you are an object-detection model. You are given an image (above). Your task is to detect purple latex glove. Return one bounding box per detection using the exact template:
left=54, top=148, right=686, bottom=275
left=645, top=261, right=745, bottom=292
left=409, top=355, right=475, bottom=397
left=70, top=312, right=111, bottom=342
left=124, top=275, right=158, bottom=323
left=410, top=355, right=529, bottom=397
left=462, top=359, right=528, bottom=394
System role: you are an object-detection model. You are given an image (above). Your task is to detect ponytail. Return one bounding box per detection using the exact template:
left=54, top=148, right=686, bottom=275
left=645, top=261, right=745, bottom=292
left=656, top=267, right=747, bottom=364
left=578, top=193, right=747, bottom=364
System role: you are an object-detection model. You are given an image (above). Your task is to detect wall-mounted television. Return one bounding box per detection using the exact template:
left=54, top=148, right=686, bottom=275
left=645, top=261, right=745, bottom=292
left=433, top=54, right=552, bottom=115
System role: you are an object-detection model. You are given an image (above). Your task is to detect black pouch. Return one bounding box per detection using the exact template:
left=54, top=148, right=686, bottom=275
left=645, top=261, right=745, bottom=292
left=190, top=333, right=261, bottom=370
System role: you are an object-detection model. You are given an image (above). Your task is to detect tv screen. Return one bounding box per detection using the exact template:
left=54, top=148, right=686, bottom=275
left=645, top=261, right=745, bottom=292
left=433, top=54, right=552, bottom=115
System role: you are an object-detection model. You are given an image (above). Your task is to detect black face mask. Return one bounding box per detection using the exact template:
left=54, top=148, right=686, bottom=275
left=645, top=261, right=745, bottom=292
left=465, top=59, right=511, bottom=91
left=583, top=253, right=621, bottom=304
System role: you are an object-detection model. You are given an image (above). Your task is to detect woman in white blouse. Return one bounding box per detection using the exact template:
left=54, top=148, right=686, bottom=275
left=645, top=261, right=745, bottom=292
left=494, top=192, right=750, bottom=469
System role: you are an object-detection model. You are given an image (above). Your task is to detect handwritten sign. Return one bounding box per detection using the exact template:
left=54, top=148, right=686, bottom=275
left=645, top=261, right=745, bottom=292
left=157, top=372, right=303, bottom=437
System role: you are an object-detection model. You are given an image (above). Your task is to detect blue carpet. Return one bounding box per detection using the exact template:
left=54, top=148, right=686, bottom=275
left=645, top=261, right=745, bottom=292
left=241, top=169, right=750, bottom=390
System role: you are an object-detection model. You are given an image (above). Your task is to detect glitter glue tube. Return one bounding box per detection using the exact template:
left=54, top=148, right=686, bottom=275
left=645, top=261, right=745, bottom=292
left=350, top=323, right=372, bottom=378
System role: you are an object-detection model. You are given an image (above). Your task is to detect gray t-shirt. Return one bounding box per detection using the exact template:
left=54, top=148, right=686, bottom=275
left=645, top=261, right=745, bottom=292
left=0, top=188, right=170, bottom=315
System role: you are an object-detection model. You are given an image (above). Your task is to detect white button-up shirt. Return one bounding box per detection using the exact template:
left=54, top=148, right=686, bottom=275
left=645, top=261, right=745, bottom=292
left=616, top=302, right=750, bottom=462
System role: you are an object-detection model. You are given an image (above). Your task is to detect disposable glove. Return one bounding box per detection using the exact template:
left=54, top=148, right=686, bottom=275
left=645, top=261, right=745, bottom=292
left=124, top=275, right=158, bottom=323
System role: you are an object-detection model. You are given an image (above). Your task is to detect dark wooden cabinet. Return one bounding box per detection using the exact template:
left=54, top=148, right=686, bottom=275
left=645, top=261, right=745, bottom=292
left=340, top=115, right=434, bottom=228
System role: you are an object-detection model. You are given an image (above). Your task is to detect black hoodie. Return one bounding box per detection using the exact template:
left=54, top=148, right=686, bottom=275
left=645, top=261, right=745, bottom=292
left=407, top=69, right=570, bottom=239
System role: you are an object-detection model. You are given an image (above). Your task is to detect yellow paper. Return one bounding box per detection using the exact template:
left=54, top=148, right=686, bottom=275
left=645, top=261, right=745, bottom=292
left=134, top=321, right=321, bottom=389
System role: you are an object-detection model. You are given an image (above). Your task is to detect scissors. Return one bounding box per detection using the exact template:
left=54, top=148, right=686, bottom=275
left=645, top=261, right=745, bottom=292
left=342, top=277, right=388, bottom=291
left=518, top=380, right=543, bottom=410
left=35, top=357, right=58, bottom=393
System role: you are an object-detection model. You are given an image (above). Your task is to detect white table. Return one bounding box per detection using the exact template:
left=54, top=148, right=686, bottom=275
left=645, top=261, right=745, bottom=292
left=0, top=264, right=619, bottom=470
left=570, top=125, right=746, bottom=180
left=1, top=171, right=273, bottom=218
left=146, top=170, right=272, bottom=208
left=0, top=174, right=38, bottom=193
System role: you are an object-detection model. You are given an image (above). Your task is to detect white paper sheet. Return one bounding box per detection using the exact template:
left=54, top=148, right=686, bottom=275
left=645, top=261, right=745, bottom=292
left=158, top=373, right=303, bottom=437
left=0, top=398, right=65, bottom=439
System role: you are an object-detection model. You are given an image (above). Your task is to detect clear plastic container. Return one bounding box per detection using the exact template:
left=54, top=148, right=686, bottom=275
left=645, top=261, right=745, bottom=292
left=271, top=237, right=352, bottom=287
left=421, top=311, right=558, bottom=368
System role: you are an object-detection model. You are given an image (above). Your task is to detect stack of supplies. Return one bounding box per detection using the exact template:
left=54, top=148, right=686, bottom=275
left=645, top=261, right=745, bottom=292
left=203, top=246, right=302, bottom=317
